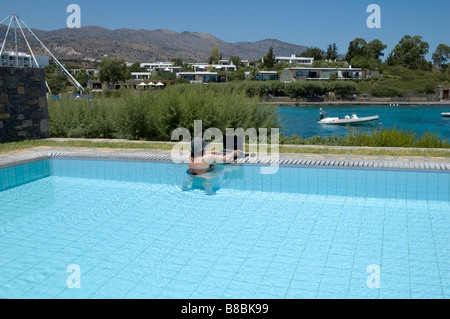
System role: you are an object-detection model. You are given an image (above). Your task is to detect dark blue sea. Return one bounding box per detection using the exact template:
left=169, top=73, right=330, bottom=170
left=277, top=105, right=450, bottom=140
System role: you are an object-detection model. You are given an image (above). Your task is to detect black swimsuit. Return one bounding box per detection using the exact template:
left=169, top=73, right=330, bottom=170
left=188, top=164, right=214, bottom=175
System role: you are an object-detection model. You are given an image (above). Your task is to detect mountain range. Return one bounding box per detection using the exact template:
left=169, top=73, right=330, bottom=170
left=0, top=25, right=309, bottom=63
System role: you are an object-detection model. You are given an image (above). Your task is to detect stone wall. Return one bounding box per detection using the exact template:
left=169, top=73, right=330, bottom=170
left=0, top=67, right=49, bottom=143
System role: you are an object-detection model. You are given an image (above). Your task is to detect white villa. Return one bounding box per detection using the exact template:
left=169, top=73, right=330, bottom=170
left=131, top=72, right=152, bottom=80
left=191, top=61, right=237, bottom=72
left=0, top=50, right=49, bottom=68
left=140, top=62, right=181, bottom=73
left=280, top=66, right=363, bottom=82
left=275, top=54, right=314, bottom=65
left=256, top=71, right=279, bottom=81
left=177, top=71, right=227, bottom=84
left=140, top=62, right=171, bottom=70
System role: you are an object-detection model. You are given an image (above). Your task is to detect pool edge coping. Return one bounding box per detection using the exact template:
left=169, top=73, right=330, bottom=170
left=1, top=148, right=449, bottom=172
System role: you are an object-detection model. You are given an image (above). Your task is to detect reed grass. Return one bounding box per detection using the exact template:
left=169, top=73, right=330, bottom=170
left=39, top=83, right=450, bottom=152
left=345, top=126, right=450, bottom=148
left=48, top=85, right=279, bottom=141
left=280, top=126, right=450, bottom=149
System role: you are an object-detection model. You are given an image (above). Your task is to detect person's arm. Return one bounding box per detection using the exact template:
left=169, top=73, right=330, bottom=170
left=204, top=150, right=238, bottom=164
left=222, top=150, right=238, bottom=163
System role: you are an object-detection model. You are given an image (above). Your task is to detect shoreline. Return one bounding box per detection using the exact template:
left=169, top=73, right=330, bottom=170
left=262, top=100, right=450, bottom=106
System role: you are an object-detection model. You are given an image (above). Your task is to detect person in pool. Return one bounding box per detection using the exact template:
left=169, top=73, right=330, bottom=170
left=188, top=137, right=238, bottom=176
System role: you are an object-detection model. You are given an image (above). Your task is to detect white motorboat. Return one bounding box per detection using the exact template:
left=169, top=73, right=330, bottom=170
left=317, top=108, right=379, bottom=125
left=441, top=112, right=450, bottom=117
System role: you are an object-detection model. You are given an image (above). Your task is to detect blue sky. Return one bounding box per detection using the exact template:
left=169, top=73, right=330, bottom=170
left=1, top=0, right=449, bottom=59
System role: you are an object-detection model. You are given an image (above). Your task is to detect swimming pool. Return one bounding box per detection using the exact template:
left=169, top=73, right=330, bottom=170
left=0, top=157, right=449, bottom=299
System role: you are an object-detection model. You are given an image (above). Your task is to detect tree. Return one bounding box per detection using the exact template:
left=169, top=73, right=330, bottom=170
left=209, top=46, right=220, bottom=64
left=344, top=38, right=386, bottom=70
left=386, top=35, right=429, bottom=69
left=326, top=43, right=338, bottom=61
left=47, top=74, right=68, bottom=95
left=228, top=68, right=248, bottom=81
left=128, top=62, right=147, bottom=72
left=73, top=69, right=89, bottom=88
left=432, top=44, right=450, bottom=70
left=345, top=38, right=386, bottom=62
left=229, top=56, right=241, bottom=67
left=300, top=47, right=324, bottom=61
left=349, top=56, right=381, bottom=70
left=328, top=72, right=338, bottom=81
left=345, top=38, right=367, bottom=62
left=261, top=46, right=276, bottom=69
left=312, top=60, right=347, bottom=68
left=99, top=58, right=131, bottom=84
left=365, top=39, right=387, bottom=60
left=171, top=58, right=184, bottom=67
left=171, top=58, right=191, bottom=71
left=151, top=71, right=176, bottom=82
left=45, top=64, right=68, bottom=94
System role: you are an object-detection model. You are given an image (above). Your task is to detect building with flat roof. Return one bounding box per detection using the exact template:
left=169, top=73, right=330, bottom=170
left=177, top=71, right=227, bottom=84
left=140, top=62, right=172, bottom=70
left=140, top=62, right=182, bottom=73
left=0, top=51, right=49, bottom=68
left=131, top=72, right=152, bottom=80
left=276, top=54, right=314, bottom=65
left=281, top=67, right=363, bottom=82
left=256, top=71, right=279, bottom=81
left=192, top=63, right=237, bottom=72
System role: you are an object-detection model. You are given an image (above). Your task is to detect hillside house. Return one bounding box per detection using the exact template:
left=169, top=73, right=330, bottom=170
left=0, top=50, right=49, bottom=68
left=192, top=63, right=237, bottom=72
left=256, top=71, right=279, bottom=81
left=177, top=71, right=227, bottom=84
left=280, top=67, right=363, bottom=82
left=276, top=54, right=314, bottom=65
left=131, top=72, right=151, bottom=80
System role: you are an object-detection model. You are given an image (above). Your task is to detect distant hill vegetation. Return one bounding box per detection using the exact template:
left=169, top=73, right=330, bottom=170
left=0, top=25, right=308, bottom=62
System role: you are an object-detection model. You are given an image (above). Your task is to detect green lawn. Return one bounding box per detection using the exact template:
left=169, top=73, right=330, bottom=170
left=0, top=139, right=175, bottom=153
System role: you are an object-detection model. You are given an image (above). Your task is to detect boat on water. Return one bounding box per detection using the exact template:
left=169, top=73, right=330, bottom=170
left=441, top=112, right=450, bottom=117
left=317, top=108, right=379, bottom=125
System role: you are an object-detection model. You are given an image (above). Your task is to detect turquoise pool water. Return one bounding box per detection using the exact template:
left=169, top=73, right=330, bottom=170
left=278, top=105, right=450, bottom=139
left=0, top=159, right=449, bottom=298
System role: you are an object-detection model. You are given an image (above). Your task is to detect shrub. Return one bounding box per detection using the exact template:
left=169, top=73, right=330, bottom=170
left=48, top=85, right=280, bottom=141
left=371, top=86, right=404, bottom=97
left=327, top=81, right=358, bottom=96
left=279, top=128, right=449, bottom=148
left=345, top=126, right=450, bottom=148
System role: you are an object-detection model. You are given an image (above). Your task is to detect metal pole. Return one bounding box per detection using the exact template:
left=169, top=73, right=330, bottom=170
left=0, top=15, right=13, bottom=65
left=18, top=14, right=84, bottom=93
left=13, top=13, right=19, bottom=67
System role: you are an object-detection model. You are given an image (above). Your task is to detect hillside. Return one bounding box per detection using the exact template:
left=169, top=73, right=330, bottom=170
left=0, top=25, right=308, bottom=62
